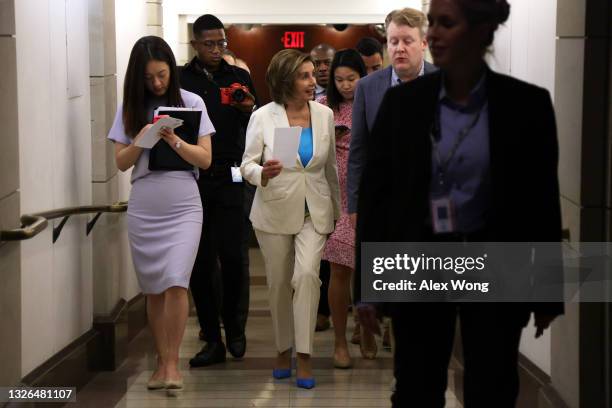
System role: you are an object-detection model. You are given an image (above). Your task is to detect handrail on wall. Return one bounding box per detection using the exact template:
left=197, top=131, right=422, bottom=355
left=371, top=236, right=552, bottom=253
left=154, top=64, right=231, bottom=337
left=0, top=201, right=571, bottom=244
left=0, top=201, right=128, bottom=243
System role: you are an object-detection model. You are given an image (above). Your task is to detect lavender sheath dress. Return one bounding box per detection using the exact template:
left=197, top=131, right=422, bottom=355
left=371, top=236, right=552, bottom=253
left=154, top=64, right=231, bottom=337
left=108, top=89, right=215, bottom=294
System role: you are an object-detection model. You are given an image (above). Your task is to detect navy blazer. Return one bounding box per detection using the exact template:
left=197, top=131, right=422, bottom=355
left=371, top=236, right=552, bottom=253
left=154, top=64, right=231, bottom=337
left=347, top=62, right=437, bottom=213
left=354, top=67, right=563, bottom=318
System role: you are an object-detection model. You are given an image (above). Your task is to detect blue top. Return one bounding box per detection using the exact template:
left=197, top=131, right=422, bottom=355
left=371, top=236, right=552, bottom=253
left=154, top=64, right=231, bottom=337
left=431, top=75, right=490, bottom=233
left=298, top=127, right=313, bottom=167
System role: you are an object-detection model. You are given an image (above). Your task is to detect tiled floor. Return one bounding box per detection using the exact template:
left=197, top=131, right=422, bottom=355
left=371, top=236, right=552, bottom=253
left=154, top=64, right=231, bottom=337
left=75, top=249, right=462, bottom=407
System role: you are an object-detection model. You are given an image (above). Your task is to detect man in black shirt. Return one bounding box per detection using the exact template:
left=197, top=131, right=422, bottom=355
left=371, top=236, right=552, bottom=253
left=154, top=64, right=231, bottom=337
left=180, top=14, right=257, bottom=367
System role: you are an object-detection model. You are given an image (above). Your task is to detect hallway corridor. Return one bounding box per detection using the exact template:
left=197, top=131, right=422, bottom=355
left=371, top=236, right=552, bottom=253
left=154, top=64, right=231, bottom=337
left=72, top=249, right=462, bottom=407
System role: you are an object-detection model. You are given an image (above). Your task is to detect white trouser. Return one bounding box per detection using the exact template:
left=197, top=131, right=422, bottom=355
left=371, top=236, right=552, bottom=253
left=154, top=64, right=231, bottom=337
left=255, top=217, right=326, bottom=355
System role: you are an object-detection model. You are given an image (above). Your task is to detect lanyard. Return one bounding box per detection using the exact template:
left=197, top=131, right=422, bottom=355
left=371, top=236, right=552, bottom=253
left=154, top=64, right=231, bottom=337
left=430, top=104, right=484, bottom=187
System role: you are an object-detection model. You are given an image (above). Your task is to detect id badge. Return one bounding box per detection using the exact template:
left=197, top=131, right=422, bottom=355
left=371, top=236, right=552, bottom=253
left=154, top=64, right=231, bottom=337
left=431, top=196, right=456, bottom=234
left=231, top=166, right=243, bottom=183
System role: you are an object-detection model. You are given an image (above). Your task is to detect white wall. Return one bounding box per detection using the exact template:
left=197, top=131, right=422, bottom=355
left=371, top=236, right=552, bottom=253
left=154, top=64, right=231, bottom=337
left=16, top=0, right=93, bottom=376
left=487, top=0, right=558, bottom=375
left=114, top=0, right=149, bottom=302
left=163, top=0, right=422, bottom=63
left=115, top=0, right=147, bottom=105
left=488, top=0, right=557, bottom=97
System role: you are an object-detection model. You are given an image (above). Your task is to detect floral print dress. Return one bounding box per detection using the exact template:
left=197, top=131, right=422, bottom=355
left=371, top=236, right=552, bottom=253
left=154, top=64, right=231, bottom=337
left=319, top=97, right=355, bottom=269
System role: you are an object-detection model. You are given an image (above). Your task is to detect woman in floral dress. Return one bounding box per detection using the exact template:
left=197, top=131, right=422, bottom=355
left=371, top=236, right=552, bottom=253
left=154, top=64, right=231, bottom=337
left=318, top=49, right=376, bottom=368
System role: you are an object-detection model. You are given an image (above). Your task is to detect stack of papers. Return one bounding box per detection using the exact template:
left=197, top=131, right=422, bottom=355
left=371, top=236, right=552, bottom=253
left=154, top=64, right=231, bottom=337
left=135, top=116, right=183, bottom=148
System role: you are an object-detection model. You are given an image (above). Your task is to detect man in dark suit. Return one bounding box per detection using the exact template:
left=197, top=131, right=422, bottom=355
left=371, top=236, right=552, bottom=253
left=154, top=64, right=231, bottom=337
left=347, top=7, right=437, bottom=228
left=347, top=7, right=437, bottom=349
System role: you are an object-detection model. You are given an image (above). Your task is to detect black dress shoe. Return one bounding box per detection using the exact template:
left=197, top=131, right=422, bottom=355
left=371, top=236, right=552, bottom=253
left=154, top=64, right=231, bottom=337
left=189, top=342, right=226, bottom=367
left=227, top=334, right=246, bottom=359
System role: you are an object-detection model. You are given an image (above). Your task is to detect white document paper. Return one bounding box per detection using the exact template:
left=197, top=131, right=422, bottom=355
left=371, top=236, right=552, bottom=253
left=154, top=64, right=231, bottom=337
left=135, top=116, right=183, bottom=149
left=273, top=127, right=302, bottom=168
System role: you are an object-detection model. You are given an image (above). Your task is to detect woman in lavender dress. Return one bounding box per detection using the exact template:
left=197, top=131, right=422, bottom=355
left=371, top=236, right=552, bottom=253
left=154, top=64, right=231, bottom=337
left=108, top=36, right=214, bottom=395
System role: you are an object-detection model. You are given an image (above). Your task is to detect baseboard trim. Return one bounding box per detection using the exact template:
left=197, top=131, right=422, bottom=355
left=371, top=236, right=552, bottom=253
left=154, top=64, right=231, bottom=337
left=538, top=382, right=572, bottom=408
left=13, top=296, right=147, bottom=408
left=127, top=294, right=147, bottom=342
left=89, top=294, right=148, bottom=371
left=90, top=299, right=129, bottom=371
left=517, top=355, right=571, bottom=408
left=451, top=343, right=569, bottom=408
left=21, top=329, right=99, bottom=390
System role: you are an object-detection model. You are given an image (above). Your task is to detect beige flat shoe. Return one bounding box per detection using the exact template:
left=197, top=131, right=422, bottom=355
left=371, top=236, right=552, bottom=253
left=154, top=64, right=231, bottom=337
left=166, top=379, right=184, bottom=397
left=146, top=378, right=166, bottom=390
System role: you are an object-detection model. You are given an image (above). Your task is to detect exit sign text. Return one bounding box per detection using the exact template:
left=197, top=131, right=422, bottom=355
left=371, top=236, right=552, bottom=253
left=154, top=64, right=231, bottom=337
left=283, top=31, right=305, bottom=49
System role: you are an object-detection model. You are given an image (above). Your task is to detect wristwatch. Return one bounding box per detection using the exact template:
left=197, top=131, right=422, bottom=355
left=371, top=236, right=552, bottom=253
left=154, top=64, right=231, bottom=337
left=175, top=140, right=182, bottom=149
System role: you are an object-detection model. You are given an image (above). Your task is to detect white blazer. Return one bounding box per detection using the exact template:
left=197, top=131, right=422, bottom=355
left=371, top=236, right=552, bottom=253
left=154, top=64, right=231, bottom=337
left=241, top=101, right=341, bottom=235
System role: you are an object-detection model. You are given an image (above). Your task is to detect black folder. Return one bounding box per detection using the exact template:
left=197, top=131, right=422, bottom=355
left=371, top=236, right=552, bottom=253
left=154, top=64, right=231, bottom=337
left=148, top=109, right=202, bottom=171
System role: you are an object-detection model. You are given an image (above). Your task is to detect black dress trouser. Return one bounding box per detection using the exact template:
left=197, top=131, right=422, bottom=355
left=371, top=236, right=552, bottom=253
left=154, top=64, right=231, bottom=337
left=190, top=177, right=246, bottom=343
left=237, top=182, right=256, bottom=332
left=391, top=303, right=529, bottom=408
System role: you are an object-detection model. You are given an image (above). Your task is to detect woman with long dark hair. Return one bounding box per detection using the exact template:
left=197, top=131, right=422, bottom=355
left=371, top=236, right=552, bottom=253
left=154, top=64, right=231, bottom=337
left=356, top=0, right=563, bottom=406
left=318, top=49, right=377, bottom=367
left=108, top=36, right=214, bottom=396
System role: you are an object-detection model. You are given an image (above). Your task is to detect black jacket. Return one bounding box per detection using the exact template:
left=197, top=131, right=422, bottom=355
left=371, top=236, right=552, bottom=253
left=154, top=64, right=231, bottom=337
left=179, top=58, right=258, bottom=168
left=355, top=67, right=563, bottom=318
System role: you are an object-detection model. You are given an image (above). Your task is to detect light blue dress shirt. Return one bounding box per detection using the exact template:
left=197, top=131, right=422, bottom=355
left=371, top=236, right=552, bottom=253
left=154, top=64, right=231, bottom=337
left=390, top=61, right=426, bottom=86
left=431, top=75, right=490, bottom=233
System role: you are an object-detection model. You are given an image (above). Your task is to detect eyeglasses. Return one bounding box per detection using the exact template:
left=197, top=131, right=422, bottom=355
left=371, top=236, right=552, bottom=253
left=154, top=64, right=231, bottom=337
left=194, top=39, right=228, bottom=50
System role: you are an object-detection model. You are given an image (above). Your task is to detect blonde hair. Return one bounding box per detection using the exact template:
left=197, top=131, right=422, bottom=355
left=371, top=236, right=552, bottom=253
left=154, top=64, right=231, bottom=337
left=266, top=49, right=314, bottom=105
left=384, top=8, right=428, bottom=38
